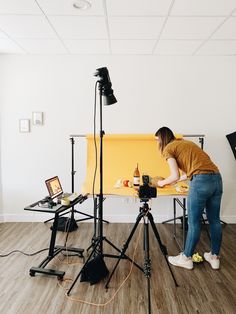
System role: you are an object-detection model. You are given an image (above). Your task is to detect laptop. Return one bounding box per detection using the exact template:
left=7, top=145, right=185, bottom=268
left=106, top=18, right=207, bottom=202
left=45, top=176, right=79, bottom=202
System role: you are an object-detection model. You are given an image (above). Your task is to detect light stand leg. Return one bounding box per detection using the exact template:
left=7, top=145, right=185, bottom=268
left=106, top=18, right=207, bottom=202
left=86, top=197, right=109, bottom=252
left=67, top=238, right=102, bottom=296
left=86, top=197, right=98, bottom=252
left=105, top=212, right=144, bottom=289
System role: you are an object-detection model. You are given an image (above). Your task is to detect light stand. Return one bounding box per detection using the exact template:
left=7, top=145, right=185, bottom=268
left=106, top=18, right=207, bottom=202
left=98, top=90, right=104, bottom=254
left=68, top=67, right=138, bottom=295
left=95, top=67, right=117, bottom=255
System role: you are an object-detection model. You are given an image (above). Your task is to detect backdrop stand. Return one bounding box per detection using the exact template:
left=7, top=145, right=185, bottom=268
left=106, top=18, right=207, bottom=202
left=69, top=136, right=109, bottom=225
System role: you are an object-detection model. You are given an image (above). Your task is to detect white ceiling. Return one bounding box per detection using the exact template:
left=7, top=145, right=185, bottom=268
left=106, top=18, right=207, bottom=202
left=0, top=0, right=236, bottom=56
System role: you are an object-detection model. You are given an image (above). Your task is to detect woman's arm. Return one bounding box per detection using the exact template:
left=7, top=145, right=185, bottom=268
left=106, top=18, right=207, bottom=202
left=157, top=158, right=180, bottom=187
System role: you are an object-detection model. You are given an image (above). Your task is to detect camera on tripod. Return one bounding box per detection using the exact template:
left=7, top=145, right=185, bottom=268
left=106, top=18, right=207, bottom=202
left=138, top=175, right=157, bottom=200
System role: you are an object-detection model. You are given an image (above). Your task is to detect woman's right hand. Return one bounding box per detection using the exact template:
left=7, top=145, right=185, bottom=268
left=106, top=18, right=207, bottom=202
left=150, top=176, right=165, bottom=187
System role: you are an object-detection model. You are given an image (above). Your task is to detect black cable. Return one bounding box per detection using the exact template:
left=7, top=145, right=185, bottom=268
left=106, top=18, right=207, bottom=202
left=0, top=248, right=49, bottom=257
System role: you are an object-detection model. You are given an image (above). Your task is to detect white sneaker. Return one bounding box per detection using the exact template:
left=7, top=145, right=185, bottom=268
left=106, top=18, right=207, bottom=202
left=168, top=253, right=193, bottom=270
left=204, top=252, right=220, bottom=269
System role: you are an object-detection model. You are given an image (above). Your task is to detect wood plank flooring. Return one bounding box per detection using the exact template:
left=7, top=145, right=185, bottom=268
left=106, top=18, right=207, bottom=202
left=0, top=221, right=235, bottom=314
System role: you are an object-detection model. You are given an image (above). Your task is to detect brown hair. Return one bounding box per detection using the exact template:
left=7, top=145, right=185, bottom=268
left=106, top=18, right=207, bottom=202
left=155, top=127, right=175, bottom=153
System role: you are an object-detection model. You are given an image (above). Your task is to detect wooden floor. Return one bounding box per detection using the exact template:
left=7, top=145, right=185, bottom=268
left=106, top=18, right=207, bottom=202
left=0, top=221, right=235, bottom=314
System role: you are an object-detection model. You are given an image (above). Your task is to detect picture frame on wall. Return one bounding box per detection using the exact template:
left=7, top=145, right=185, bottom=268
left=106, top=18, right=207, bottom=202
left=19, top=119, right=30, bottom=133
left=32, top=111, right=43, bottom=125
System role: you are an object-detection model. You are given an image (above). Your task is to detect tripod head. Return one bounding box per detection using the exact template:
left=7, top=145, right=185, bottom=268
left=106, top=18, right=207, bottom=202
left=139, top=198, right=151, bottom=214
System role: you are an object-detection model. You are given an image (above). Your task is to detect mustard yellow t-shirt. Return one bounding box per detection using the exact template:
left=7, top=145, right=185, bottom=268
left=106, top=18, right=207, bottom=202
left=163, top=139, right=219, bottom=179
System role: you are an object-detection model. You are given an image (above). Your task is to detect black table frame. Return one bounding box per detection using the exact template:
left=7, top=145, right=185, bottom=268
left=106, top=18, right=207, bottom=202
left=24, top=198, right=84, bottom=279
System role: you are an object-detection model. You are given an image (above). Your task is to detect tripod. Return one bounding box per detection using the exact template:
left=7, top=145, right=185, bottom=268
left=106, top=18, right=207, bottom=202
left=105, top=200, right=178, bottom=314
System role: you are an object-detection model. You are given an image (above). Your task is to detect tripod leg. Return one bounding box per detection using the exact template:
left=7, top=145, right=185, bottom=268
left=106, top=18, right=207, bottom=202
left=143, top=216, right=151, bottom=314
left=105, top=212, right=144, bottom=289
left=148, top=212, right=178, bottom=287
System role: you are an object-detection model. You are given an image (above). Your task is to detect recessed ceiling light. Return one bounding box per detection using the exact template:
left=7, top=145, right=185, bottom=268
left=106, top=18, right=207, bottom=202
left=73, top=0, right=91, bottom=10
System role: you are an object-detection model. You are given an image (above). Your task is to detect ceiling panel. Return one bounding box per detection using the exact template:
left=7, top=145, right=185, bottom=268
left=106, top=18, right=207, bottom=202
left=14, top=38, right=68, bottom=54
left=0, top=0, right=235, bottom=56
left=212, top=17, right=236, bottom=39
left=0, top=29, right=8, bottom=38
left=107, top=0, right=173, bottom=16
left=64, top=39, right=109, bottom=54
left=0, top=0, right=41, bottom=14
left=0, top=38, right=24, bottom=53
left=111, top=40, right=156, bottom=54
left=171, top=0, right=236, bottom=16
left=37, top=0, right=105, bottom=16
left=161, top=17, right=225, bottom=39
left=0, top=15, right=57, bottom=38
left=197, top=40, right=236, bottom=55
left=154, top=40, right=202, bottom=55
left=109, top=17, right=165, bottom=39
left=48, top=16, right=108, bottom=39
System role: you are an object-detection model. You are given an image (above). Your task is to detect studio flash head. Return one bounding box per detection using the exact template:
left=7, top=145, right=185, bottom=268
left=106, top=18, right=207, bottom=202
left=138, top=175, right=157, bottom=200
left=94, top=67, right=117, bottom=106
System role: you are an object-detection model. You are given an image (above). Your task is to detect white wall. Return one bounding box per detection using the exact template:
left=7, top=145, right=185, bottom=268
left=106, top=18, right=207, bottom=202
left=0, top=107, right=2, bottom=219
left=0, top=55, right=236, bottom=222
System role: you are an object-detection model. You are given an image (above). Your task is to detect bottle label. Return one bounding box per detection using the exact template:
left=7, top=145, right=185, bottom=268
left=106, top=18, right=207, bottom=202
left=133, top=177, right=140, bottom=186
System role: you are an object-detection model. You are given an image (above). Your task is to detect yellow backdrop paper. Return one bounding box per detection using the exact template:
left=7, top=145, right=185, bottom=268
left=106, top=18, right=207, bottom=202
left=82, top=134, right=187, bottom=196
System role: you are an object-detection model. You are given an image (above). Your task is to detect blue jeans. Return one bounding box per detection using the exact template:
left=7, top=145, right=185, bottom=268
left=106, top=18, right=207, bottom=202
left=184, top=173, right=223, bottom=257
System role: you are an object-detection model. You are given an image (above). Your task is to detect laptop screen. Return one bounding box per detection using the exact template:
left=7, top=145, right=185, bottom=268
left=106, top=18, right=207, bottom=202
left=45, top=176, right=63, bottom=199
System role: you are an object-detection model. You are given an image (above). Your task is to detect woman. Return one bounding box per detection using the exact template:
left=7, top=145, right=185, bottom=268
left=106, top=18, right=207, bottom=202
left=154, top=127, right=223, bottom=270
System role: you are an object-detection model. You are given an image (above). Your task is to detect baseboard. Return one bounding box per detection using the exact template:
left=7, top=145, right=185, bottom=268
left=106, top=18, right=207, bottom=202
left=1, top=213, right=53, bottom=222
left=2, top=213, right=236, bottom=223
left=1, top=213, right=173, bottom=223
left=103, top=214, right=174, bottom=223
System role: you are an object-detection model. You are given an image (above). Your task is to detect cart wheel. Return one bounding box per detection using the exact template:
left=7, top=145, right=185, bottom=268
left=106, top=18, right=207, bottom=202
left=57, top=275, right=63, bottom=281
left=29, top=271, right=35, bottom=277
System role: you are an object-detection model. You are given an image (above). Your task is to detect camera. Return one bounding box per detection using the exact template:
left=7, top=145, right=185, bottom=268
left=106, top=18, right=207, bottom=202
left=138, top=175, right=157, bottom=200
